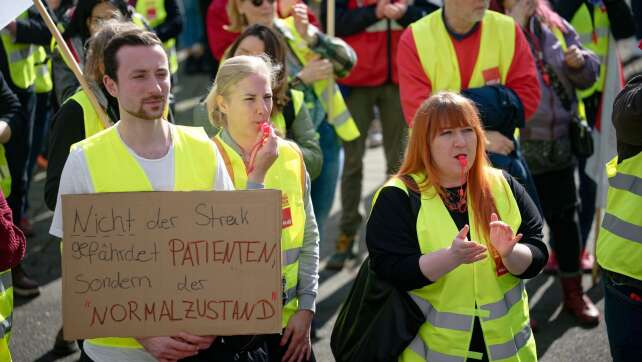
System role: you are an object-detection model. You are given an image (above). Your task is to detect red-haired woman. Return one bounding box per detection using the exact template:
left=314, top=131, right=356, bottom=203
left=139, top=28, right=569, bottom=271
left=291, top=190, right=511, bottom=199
left=366, top=92, right=548, bottom=361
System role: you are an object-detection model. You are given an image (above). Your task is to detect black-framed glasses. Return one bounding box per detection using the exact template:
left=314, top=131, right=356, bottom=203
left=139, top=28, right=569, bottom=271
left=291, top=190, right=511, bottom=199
left=250, top=0, right=276, bottom=7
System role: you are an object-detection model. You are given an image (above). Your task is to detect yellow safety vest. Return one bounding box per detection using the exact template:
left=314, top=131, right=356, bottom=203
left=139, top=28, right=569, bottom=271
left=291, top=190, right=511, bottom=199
left=276, top=17, right=360, bottom=142
left=0, top=269, right=13, bottom=362
left=0, top=145, right=11, bottom=197
left=596, top=153, right=642, bottom=281
left=34, top=46, right=53, bottom=94
left=67, top=90, right=108, bottom=139
left=135, top=0, right=179, bottom=74
left=213, top=134, right=306, bottom=327
left=69, top=124, right=218, bottom=349
left=411, top=9, right=516, bottom=92
left=571, top=3, right=609, bottom=98
left=0, top=12, right=36, bottom=90
left=271, top=89, right=304, bottom=136
left=374, top=169, right=536, bottom=362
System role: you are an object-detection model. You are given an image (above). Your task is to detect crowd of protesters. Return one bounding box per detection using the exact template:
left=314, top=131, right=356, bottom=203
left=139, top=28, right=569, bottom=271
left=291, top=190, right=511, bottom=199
left=1, top=0, right=642, bottom=361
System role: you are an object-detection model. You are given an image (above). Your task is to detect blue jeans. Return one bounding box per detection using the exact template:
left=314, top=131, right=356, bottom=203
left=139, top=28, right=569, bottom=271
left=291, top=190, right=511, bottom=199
left=311, top=121, right=342, bottom=241
left=179, top=0, right=204, bottom=48
left=604, top=272, right=642, bottom=361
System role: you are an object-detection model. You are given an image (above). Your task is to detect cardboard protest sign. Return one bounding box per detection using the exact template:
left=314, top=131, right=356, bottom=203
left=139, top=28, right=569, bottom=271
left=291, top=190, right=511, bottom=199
left=62, top=190, right=283, bottom=340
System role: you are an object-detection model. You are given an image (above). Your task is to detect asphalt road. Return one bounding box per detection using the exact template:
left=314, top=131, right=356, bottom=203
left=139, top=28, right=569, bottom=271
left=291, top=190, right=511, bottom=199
left=8, top=69, right=612, bottom=362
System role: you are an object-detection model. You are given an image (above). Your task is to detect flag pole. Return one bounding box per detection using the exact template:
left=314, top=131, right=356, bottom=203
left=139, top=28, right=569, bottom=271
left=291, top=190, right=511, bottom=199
left=32, top=0, right=111, bottom=129
left=326, top=0, right=335, bottom=119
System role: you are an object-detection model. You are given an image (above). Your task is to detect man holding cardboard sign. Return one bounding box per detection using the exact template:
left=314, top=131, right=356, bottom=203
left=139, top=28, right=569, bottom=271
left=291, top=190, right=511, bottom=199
left=49, top=26, right=278, bottom=361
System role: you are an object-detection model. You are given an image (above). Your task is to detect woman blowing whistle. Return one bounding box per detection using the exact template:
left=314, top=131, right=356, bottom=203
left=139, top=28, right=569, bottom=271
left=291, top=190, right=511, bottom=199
left=366, top=92, right=548, bottom=361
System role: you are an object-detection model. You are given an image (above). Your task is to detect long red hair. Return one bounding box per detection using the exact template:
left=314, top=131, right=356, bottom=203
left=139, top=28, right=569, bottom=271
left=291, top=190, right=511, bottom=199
left=397, top=92, right=498, bottom=241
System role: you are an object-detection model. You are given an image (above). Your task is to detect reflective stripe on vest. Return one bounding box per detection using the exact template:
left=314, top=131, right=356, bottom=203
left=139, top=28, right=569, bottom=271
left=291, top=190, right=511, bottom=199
left=571, top=4, right=609, bottom=97
left=0, top=12, right=36, bottom=89
left=135, top=0, right=178, bottom=74
left=597, top=154, right=642, bottom=280
left=376, top=170, right=536, bottom=361
left=34, top=46, right=53, bottom=93
left=411, top=10, right=516, bottom=92
left=71, top=125, right=218, bottom=349
left=68, top=90, right=108, bottom=138
left=0, top=145, right=11, bottom=197
left=1, top=269, right=13, bottom=362
left=213, top=134, right=306, bottom=327
left=277, top=18, right=360, bottom=141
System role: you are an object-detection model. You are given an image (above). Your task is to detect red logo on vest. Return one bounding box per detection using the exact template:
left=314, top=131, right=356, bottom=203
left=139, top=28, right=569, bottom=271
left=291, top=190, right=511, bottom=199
left=282, top=194, right=293, bottom=229
left=482, top=67, right=501, bottom=85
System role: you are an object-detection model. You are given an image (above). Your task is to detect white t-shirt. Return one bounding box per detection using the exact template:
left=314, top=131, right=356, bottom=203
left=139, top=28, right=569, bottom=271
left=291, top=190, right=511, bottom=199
left=49, top=123, right=234, bottom=361
left=50, top=123, right=233, bottom=238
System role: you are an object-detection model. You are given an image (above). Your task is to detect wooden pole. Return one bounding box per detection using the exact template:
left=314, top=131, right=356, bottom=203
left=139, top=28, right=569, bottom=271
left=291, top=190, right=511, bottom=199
left=32, top=0, right=111, bottom=129
left=326, top=0, right=335, bottom=119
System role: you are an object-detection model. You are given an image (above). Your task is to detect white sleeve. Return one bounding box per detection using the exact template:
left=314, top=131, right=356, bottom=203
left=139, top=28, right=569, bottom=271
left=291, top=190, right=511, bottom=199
left=49, top=149, right=95, bottom=238
left=213, top=149, right=235, bottom=191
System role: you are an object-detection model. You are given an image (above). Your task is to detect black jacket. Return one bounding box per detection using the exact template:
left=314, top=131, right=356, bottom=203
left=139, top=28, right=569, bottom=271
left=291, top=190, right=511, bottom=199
left=461, top=85, right=525, bottom=140
left=0, top=72, right=21, bottom=130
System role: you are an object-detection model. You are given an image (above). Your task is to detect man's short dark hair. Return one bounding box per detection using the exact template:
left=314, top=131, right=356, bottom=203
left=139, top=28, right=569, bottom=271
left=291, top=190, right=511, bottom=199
left=103, top=28, right=163, bottom=81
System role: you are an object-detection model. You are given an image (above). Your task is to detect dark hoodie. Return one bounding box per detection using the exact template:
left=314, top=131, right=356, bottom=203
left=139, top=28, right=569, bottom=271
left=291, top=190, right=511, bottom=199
left=612, top=74, right=642, bottom=163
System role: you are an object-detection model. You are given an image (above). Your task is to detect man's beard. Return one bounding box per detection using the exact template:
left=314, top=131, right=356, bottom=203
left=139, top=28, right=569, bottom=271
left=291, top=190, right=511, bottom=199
left=127, top=96, right=166, bottom=120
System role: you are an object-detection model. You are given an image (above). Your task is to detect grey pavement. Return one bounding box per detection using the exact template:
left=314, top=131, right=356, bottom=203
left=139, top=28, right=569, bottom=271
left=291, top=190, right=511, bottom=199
left=9, top=69, right=612, bottom=361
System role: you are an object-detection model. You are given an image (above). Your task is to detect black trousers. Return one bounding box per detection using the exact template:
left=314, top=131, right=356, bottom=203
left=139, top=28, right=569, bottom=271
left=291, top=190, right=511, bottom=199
left=533, top=166, right=582, bottom=273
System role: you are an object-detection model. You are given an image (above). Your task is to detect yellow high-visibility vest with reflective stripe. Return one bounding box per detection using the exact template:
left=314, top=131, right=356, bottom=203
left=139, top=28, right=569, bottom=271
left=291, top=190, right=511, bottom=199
left=0, top=12, right=36, bottom=90
left=0, top=269, right=13, bottom=362
left=277, top=17, right=360, bottom=142
left=0, top=145, right=11, bottom=197
left=213, top=134, right=306, bottom=327
left=571, top=4, right=609, bottom=98
left=34, top=46, right=52, bottom=93
left=411, top=9, right=516, bottom=92
left=271, top=89, right=304, bottom=136
left=69, top=124, right=218, bottom=349
left=67, top=90, right=107, bottom=139
left=135, top=0, right=178, bottom=74
left=597, top=153, right=642, bottom=281
left=373, top=169, right=536, bottom=362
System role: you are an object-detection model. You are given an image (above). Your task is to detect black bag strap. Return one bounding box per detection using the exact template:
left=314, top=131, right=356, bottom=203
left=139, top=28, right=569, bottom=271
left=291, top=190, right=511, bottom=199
left=283, top=91, right=296, bottom=137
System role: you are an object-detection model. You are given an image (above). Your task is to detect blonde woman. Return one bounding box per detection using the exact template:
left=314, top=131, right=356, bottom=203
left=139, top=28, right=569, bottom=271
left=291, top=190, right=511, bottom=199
left=194, top=55, right=319, bottom=362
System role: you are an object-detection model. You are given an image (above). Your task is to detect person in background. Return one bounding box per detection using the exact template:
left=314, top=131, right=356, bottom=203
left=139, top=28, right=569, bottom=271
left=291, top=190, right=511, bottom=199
left=226, top=0, right=358, bottom=243
left=597, top=72, right=642, bottom=362
left=225, top=24, right=322, bottom=179
left=0, top=71, right=21, bottom=200
left=367, top=92, right=547, bottom=361
left=550, top=0, right=635, bottom=271
left=320, top=0, right=439, bottom=270
left=205, top=0, right=319, bottom=64
left=51, top=0, right=135, bottom=105
left=1, top=6, right=52, bottom=298
left=501, top=0, right=601, bottom=326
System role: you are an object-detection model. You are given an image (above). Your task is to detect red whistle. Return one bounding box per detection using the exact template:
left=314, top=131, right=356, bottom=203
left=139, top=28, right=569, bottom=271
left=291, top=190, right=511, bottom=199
left=457, top=154, right=468, bottom=168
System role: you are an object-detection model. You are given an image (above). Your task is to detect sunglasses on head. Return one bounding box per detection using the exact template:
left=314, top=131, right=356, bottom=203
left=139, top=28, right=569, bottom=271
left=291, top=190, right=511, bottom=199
left=249, top=0, right=275, bottom=7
